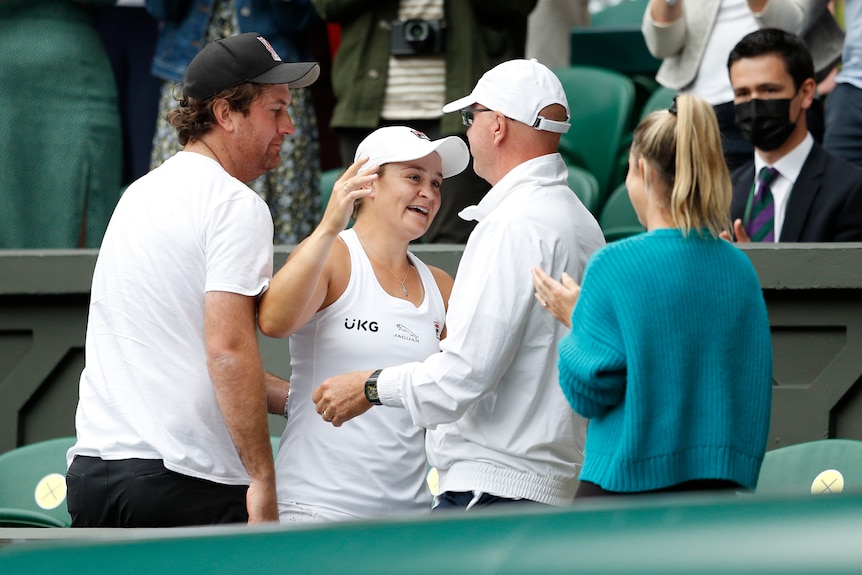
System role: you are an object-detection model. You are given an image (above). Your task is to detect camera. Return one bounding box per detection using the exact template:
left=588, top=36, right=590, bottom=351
left=390, top=18, right=446, bottom=56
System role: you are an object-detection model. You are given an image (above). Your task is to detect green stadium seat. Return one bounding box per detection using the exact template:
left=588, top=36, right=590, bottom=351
left=566, top=164, right=601, bottom=216
left=589, top=0, right=649, bottom=28
left=554, top=66, right=636, bottom=204
left=570, top=27, right=661, bottom=78
left=0, top=507, right=68, bottom=528
left=755, top=439, right=862, bottom=496
left=639, top=85, right=677, bottom=121
left=599, top=183, right=645, bottom=242
left=0, top=437, right=75, bottom=527
left=319, top=167, right=344, bottom=212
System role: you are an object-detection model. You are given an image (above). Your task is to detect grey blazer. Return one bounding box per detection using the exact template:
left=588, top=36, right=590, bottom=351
left=642, top=0, right=844, bottom=90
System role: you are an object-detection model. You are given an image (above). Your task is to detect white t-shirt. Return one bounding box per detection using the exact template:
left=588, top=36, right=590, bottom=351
left=68, top=151, right=274, bottom=485
left=276, top=229, right=445, bottom=522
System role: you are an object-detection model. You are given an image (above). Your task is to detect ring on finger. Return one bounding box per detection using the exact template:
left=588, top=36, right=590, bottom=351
left=343, top=183, right=350, bottom=193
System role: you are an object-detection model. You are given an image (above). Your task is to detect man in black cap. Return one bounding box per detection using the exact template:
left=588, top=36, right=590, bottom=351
left=65, top=33, right=319, bottom=527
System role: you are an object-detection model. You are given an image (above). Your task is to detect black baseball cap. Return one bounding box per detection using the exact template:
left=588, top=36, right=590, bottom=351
left=183, top=32, right=320, bottom=100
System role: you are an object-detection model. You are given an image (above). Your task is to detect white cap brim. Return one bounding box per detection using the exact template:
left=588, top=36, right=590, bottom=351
left=441, top=94, right=479, bottom=114
left=355, top=127, right=470, bottom=179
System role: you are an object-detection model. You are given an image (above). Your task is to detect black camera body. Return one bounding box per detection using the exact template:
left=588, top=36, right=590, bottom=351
left=390, top=18, right=446, bottom=56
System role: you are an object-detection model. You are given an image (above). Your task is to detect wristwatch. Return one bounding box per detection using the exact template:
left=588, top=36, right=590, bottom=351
left=364, top=369, right=383, bottom=405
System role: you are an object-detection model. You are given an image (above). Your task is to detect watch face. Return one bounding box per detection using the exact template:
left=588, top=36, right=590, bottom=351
left=365, top=369, right=383, bottom=404
left=366, top=382, right=379, bottom=402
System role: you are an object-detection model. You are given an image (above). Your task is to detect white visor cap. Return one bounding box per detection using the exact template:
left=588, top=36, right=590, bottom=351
left=442, top=58, right=570, bottom=134
left=354, top=126, right=470, bottom=179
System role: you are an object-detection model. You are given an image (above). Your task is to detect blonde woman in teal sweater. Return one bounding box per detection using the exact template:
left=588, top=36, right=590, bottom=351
left=533, top=94, right=773, bottom=497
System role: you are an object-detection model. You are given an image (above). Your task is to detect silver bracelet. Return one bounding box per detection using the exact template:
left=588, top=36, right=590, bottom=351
left=282, top=390, right=290, bottom=420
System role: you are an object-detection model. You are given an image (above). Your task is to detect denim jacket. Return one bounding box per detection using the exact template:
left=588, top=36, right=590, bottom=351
left=146, top=0, right=320, bottom=82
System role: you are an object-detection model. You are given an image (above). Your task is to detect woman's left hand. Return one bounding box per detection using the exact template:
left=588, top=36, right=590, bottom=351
left=531, top=267, right=580, bottom=328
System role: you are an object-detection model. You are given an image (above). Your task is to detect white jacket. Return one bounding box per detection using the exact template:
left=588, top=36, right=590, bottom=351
left=642, top=0, right=844, bottom=89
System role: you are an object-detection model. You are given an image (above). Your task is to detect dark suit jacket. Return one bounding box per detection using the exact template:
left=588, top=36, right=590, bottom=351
left=731, top=142, right=862, bottom=242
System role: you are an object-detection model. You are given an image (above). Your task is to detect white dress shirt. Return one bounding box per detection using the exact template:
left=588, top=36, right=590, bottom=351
left=377, top=153, right=605, bottom=505
left=754, top=132, right=814, bottom=241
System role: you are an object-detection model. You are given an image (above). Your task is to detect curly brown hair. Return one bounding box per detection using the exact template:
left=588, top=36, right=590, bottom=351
left=167, top=83, right=264, bottom=146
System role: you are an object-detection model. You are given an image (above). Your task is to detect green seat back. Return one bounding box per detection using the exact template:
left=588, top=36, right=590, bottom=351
left=599, top=183, right=645, bottom=242
left=639, top=86, right=677, bottom=121
left=589, top=0, right=649, bottom=27
left=570, top=0, right=659, bottom=77
left=0, top=437, right=75, bottom=527
left=756, top=439, right=862, bottom=496
left=319, top=167, right=354, bottom=229
left=0, top=507, right=68, bottom=528
left=554, top=66, right=636, bottom=203
left=566, top=164, right=601, bottom=216
left=319, top=167, right=344, bottom=212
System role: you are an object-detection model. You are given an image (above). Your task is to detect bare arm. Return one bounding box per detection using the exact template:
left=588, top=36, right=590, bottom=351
left=265, top=371, right=291, bottom=416
left=205, top=291, right=277, bottom=524
left=258, top=158, right=375, bottom=338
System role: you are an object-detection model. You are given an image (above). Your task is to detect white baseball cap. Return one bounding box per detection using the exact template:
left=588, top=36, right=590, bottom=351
left=442, top=59, right=571, bottom=134
left=354, top=126, right=470, bottom=178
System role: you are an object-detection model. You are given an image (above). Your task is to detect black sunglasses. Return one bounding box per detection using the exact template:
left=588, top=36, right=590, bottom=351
left=459, top=108, right=494, bottom=127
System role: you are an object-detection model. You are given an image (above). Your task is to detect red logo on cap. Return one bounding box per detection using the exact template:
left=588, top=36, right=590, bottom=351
left=256, top=36, right=283, bottom=62
left=410, top=129, right=431, bottom=141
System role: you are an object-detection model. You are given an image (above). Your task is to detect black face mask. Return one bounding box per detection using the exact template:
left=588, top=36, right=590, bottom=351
left=734, top=97, right=798, bottom=151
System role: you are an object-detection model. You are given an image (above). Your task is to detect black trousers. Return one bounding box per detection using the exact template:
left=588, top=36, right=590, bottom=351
left=66, top=456, right=248, bottom=528
left=433, top=490, right=548, bottom=510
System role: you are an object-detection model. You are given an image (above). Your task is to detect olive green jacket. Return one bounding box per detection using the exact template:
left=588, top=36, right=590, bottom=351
left=312, top=0, right=537, bottom=135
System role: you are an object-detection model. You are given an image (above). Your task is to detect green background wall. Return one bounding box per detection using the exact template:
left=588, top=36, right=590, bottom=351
left=1, top=244, right=861, bottom=454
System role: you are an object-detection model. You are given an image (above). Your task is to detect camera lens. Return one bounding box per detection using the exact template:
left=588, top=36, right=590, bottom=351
left=404, top=20, right=430, bottom=44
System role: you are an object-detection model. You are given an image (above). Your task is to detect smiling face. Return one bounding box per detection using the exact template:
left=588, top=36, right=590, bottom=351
left=365, top=152, right=444, bottom=240
left=231, top=83, right=294, bottom=181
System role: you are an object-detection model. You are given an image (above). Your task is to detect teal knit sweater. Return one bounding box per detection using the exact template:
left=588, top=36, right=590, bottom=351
left=558, top=229, right=773, bottom=492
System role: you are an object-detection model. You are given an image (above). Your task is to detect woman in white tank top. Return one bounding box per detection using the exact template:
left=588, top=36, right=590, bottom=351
left=258, top=126, right=470, bottom=522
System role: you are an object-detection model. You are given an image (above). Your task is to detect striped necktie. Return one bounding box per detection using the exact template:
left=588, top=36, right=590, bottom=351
left=745, top=166, right=779, bottom=242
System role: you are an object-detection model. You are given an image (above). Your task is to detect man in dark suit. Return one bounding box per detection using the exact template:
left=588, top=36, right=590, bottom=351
left=724, top=28, right=862, bottom=243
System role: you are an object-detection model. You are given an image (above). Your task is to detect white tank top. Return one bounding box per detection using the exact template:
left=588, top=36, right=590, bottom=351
left=276, top=229, right=445, bottom=521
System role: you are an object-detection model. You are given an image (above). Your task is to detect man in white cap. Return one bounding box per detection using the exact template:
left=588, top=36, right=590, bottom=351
left=66, top=33, right=319, bottom=527
left=313, top=59, right=605, bottom=509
